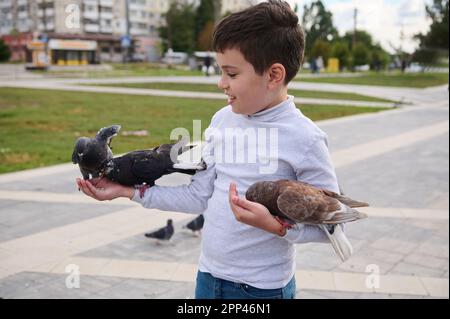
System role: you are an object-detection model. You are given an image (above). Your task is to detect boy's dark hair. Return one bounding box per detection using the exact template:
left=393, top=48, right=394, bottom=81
left=213, top=0, right=304, bottom=84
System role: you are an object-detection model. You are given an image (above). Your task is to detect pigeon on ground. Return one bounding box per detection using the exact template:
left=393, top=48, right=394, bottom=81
left=72, top=125, right=206, bottom=191
left=245, top=179, right=369, bottom=261
left=183, top=214, right=204, bottom=236
left=72, top=125, right=121, bottom=180
left=145, top=219, right=174, bottom=244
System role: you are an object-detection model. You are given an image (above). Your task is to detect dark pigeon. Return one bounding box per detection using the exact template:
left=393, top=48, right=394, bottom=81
left=72, top=125, right=206, bottom=187
left=72, top=125, right=120, bottom=180
left=183, top=214, right=204, bottom=236
left=245, top=179, right=369, bottom=262
left=105, top=143, right=205, bottom=187
left=145, top=219, right=174, bottom=244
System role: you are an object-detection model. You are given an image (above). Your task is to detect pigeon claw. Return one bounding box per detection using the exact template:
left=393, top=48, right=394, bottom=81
left=274, top=216, right=294, bottom=230
left=136, top=184, right=151, bottom=199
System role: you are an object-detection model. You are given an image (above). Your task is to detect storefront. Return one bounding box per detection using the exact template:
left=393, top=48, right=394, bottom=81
left=48, top=39, right=97, bottom=66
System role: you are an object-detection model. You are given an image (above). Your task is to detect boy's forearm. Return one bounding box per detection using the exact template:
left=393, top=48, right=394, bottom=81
left=133, top=183, right=212, bottom=213
left=122, top=186, right=135, bottom=200
left=265, top=218, right=287, bottom=237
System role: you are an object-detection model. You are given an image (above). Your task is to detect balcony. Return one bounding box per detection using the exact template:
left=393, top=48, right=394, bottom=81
left=83, top=11, right=99, bottom=20
left=17, top=24, right=30, bottom=32
left=0, top=1, right=12, bottom=9
left=99, top=0, right=113, bottom=7
left=100, top=26, right=113, bottom=34
left=84, top=23, right=100, bottom=33
left=38, top=8, right=54, bottom=17
left=17, top=11, right=28, bottom=19
left=0, top=26, right=12, bottom=34
left=83, top=0, right=98, bottom=6
left=46, top=22, right=55, bottom=30
left=100, top=11, right=113, bottom=20
left=130, top=28, right=148, bottom=36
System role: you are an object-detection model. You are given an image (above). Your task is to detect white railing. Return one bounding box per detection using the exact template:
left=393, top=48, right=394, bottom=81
left=83, top=11, right=99, bottom=20
left=84, top=23, right=100, bottom=33
left=99, top=0, right=113, bottom=7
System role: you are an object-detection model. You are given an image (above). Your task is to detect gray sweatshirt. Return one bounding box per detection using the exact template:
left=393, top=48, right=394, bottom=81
left=132, top=96, right=339, bottom=289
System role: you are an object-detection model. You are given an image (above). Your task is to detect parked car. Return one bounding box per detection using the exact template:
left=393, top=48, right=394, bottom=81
left=161, top=50, right=188, bottom=65
left=354, top=64, right=370, bottom=72
left=406, top=62, right=424, bottom=73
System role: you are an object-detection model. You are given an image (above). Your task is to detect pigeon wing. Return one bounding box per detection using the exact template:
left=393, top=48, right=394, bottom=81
left=146, top=227, right=166, bottom=239
left=186, top=215, right=204, bottom=231
left=129, top=150, right=170, bottom=184
left=320, top=189, right=369, bottom=208
left=276, top=188, right=341, bottom=224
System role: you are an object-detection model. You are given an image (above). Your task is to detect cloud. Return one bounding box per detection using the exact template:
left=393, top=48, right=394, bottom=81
left=292, top=0, right=432, bottom=53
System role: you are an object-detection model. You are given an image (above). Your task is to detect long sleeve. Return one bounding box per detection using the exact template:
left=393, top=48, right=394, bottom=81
left=131, top=160, right=216, bottom=213
left=131, top=123, right=217, bottom=214
left=282, top=134, right=340, bottom=244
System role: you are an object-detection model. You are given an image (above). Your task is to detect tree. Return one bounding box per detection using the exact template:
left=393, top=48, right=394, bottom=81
left=195, top=0, right=216, bottom=50
left=310, top=39, right=331, bottom=66
left=159, top=1, right=196, bottom=54
left=413, top=0, right=448, bottom=64
left=369, top=45, right=390, bottom=71
left=331, top=41, right=350, bottom=71
left=412, top=47, right=440, bottom=65
left=417, top=0, right=449, bottom=50
left=197, top=20, right=215, bottom=51
left=301, top=0, right=338, bottom=58
left=352, top=42, right=370, bottom=67
left=0, top=39, right=11, bottom=62
left=342, top=30, right=374, bottom=51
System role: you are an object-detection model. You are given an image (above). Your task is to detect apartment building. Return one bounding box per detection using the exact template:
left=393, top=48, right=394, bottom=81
left=0, top=0, right=256, bottom=64
left=0, top=0, right=170, bottom=63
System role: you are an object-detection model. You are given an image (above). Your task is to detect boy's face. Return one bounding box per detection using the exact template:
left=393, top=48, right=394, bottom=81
left=216, top=48, right=285, bottom=115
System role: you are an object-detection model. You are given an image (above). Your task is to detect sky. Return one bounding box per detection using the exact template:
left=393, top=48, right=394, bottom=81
left=282, top=0, right=434, bottom=53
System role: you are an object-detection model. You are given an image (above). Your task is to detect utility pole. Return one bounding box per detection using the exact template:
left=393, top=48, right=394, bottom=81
left=399, top=22, right=404, bottom=53
left=352, top=8, right=357, bottom=49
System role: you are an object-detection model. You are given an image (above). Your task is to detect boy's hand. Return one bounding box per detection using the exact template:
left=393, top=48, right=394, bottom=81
left=76, top=177, right=134, bottom=201
left=228, top=182, right=287, bottom=236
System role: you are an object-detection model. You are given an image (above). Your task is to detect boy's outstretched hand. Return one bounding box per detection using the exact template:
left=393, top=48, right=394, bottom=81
left=76, top=177, right=134, bottom=201
left=229, top=182, right=287, bottom=236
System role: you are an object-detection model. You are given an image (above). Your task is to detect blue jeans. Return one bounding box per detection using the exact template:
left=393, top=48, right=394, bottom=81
left=195, top=271, right=296, bottom=299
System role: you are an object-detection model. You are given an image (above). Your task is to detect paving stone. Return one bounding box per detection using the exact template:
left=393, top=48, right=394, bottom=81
left=0, top=80, right=447, bottom=299
left=79, top=221, right=202, bottom=264
left=0, top=201, right=129, bottom=242
left=389, top=262, right=446, bottom=278
left=336, top=134, right=449, bottom=209
left=403, top=253, right=449, bottom=272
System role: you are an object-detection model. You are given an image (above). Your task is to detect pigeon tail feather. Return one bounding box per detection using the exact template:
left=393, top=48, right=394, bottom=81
left=333, top=194, right=369, bottom=208
left=323, top=205, right=368, bottom=224
left=319, top=224, right=353, bottom=262
left=96, top=125, right=121, bottom=142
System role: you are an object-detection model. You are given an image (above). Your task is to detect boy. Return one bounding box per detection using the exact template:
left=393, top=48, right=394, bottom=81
left=77, top=0, right=340, bottom=299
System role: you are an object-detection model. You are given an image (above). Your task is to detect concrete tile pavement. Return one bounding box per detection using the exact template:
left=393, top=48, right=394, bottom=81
left=0, top=79, right=448, bottom=299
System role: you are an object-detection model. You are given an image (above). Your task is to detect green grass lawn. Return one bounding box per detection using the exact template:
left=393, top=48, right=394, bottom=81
left=0, top=87, right=388, bottom=174
left=37, top=63, right=204, bottom=78
left=295, top=71, right=449, bottom=88
left=89, top=82, right=394, bottom=103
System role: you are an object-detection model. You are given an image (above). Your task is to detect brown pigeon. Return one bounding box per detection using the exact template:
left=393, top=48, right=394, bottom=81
left=245, top=180, right=369, bottom=262
left=245, top=179, right=368, bottom=225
